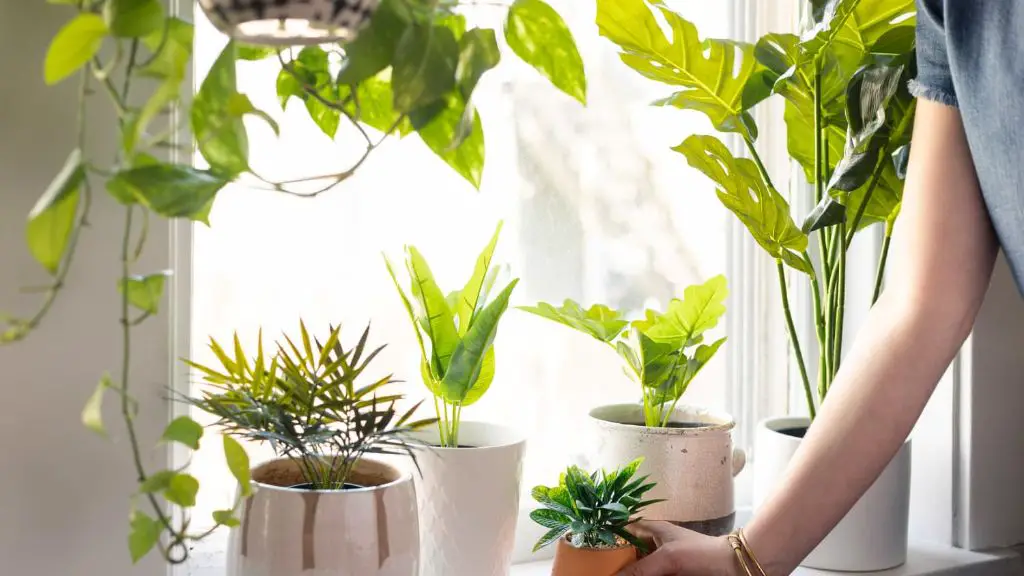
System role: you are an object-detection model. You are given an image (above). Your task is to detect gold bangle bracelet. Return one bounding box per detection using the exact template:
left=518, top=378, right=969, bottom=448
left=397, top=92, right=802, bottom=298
left=728, top=529, right=767, bottom=576
left=736, top=529, right=768, bottom=576
left=727, top=533, right=755, bottom=576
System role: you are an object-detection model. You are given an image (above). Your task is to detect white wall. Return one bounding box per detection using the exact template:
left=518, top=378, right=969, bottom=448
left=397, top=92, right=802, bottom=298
left=0, top=2, right=177, bottom=574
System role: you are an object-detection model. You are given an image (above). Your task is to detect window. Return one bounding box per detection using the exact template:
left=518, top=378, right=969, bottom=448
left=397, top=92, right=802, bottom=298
left=182, top=1, right=793, bottom=571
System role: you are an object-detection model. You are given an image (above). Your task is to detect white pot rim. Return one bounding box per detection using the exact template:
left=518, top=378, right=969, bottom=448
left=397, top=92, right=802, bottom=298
left=251, top=456, right=413, bottom=494
left=408, top=420, right=527, bottom=452
left=758, top=415, right=913, bottom=446
left=589, top=403, right=736, bottom=435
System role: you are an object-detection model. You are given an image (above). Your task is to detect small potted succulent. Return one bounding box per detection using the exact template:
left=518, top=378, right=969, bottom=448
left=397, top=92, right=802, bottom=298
left=522, top=275, right=745, bottom=535
left=530, top=458, right=662, bottom=576
left=185, top=321, right=435, bottom=576
left=384, top=221, right=525, bottom=576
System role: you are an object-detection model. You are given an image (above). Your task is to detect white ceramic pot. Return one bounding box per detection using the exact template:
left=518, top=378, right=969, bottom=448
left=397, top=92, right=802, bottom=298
left=587, top=404, right=745, bottom=535
left=198, top=0, right=380, bottom=45
left=753, top=416, right=912, bottom=571
left=410, top=421, right=527, bottom=576
left=227, top=457, right=419, bottom=576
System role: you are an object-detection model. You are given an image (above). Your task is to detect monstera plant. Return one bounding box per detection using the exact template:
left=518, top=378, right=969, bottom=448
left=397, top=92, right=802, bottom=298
left=3, top=0, right=585, bottom=567
left=598, top=0, right=916, bottom=419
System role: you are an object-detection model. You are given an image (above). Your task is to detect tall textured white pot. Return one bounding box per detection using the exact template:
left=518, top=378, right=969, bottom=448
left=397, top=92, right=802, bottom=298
left=410, top=421, right=527, bottom=576
left=754, top=417, right=912, bottom=571
left=227, top=457, right=419, bottom=576
left=588, top=404, right=745, bottom=535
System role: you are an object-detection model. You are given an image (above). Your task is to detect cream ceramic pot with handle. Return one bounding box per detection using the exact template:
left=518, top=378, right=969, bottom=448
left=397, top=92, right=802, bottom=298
left=587, top=404, right=745, bottom=535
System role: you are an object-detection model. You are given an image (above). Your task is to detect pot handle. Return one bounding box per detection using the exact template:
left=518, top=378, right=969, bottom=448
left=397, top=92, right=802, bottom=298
left=732, top=448, right=746, bottom=477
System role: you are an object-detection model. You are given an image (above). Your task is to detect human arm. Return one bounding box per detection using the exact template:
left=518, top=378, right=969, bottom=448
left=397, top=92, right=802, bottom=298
left=619, top=99, right=1000, bottom=576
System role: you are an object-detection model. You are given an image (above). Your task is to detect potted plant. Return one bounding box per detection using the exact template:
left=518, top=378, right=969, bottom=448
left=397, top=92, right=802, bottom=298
left=529, top=458, right=662, bottom=576
left=384, top=221, right=525, bottom=576
left=184, top=321, right=435, bottom=576
left=521, top=275, right=745, bottom=535
left=597, top=0, right=917, bottom=569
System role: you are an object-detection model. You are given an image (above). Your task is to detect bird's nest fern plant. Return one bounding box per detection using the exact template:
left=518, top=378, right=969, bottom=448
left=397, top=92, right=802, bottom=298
left=530, top=457, right=663, bottom=552
left=184, top=321, right=436, bottom=491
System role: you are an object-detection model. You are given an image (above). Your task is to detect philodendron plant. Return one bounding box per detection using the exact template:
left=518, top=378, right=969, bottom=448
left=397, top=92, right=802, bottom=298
left=522, top=275, right=727, bottom=427
left=530, top=457, right=662, bottom=552
left=385, top=222, right=519, bottom=447
left=598, top=0, right=916, bottom=421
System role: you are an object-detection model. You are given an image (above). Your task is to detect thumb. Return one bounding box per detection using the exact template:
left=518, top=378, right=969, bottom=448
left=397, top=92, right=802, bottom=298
left=616, top=547, right=680, bottom=576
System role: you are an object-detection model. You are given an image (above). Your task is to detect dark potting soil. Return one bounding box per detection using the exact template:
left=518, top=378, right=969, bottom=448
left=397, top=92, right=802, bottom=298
left=289, top=483, right=364, bottom=491
left=430, top=444, right=479, bottom=449
left=662, top=422, right=707, bottom=429
left=778, top=427, right=808, bottom=439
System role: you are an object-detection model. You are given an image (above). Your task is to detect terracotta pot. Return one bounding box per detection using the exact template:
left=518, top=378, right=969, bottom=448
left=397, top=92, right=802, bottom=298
left=198, top=0, right=380, bottom=45
left=587, top=404, right=745, bottom=535
left=226, top=457, right=418, bottom=576
left=550, top=537, right=637, bottom=576
left=408, top=421, right=526, bottom=576
left=754, top=417, right=911, bottom=571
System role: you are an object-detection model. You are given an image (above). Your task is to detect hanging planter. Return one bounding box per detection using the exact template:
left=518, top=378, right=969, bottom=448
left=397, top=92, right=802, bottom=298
left=197, top=0, right=380, bottom=45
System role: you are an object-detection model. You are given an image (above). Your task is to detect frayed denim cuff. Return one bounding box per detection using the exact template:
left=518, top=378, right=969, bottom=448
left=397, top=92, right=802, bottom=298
left=909, top=79, right=959, bottom=108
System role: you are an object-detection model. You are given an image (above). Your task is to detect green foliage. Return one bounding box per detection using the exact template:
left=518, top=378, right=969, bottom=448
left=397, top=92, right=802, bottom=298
left=522, top=276, right=728, bottom=427
left=192, top=41, right=249, bottom=177
left=530, top=458, right=662, bottom=552
left=385, top=222, right=518, bottom=446
left=185, top=322, right=435, bottom=490
left=505, top=0, right=586, bottom=105
left=161, top=416, right=203, bottom=450
left=44, top=13, right=108, bottom=85
left=128, top=510, right=160, bottom=563
left=104, top=0, right=164, bottom=38
left=26, top=150, right=84, bottom=274
left=119, top=271, right=170, bottom=315
left=82, top=374, right=112, bottom=437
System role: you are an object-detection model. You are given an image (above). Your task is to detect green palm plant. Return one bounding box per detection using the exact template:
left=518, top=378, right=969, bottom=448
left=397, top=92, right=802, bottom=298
left=521, top=275, right=728, bottom=427
left=184, top=321, right=436, bottom=490
left=384, top=222, right=519, bottom=447
left=530, top=457, right=663, bottom=551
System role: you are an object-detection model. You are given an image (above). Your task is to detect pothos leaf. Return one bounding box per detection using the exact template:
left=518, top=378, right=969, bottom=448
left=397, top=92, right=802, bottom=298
left=505, top=0, right=586, bottom=104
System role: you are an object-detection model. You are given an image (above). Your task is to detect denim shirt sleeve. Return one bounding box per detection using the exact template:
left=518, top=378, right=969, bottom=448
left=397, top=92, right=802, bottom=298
left=910, top=0, right=959, bottom=107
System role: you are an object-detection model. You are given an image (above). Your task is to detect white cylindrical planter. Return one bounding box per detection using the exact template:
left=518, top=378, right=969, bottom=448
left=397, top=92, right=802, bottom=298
left=227, top=457, right=419, bottom=576
left=754, top=417, right=912, bottom=571
left=588, top=404, right=745, bottom=535
left=198, top=0, right=380, bottom=45
left=410, top=421, right=527, bottom=576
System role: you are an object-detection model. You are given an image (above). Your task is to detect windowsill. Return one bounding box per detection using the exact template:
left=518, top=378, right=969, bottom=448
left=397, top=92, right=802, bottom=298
left=511, top=542, right=1020, bottom=576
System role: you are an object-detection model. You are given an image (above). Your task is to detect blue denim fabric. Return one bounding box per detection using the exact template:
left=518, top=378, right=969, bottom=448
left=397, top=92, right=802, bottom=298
left=912, top=0, right=1024, bottom=294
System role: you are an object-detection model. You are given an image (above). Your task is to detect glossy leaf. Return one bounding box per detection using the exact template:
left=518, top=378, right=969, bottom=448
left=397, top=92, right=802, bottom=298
left=674, top=135, right=811, bottom=273
left=128, top=510, right=160, bottom=563
left=236, top=43, right=277, bottom=60
left=138, top=470, right=176, bottom=494
left=213, top=509, right=241, bottom=528
left=392, top=23, right=459, bottom=113
left=223, top=435, right=252, bottom=497
left=161, top=415, right=203, bottom=450
left=441, top=280, right=518, bottom=403
left=406, top=247, right=460, bottom=376
left=104, top=0, right=163, bottom=38
left=118, top=271, right=171, bottom=315
left=336, top=0, right=408, bottom=84
left=227, top=92, right=281, bottom=136
left=338, top=77, right=413, bottom=136
left=802, top=194, right=847, bottom=233
left=798, top=0, right=860, bottom=63
left=193, top=41, right=248, bottom=177
left=416, top=95, right=485, bottom=189
left=164, top=473, right=199, bottom=507
left=457, top=222, right=503, bottom=334
left=108, top=164, right=228, bottom=222
left=505, top=0, right=586, bottom=104
left=138, top=17, right=193, bottom=80
left=597, top=0, right=765, bottom=139
left=520, top=300, right=629, bottom=343
left=460, top=348, right=495, bottom=407
left=26, top=149, right=84, bottom=274
left=457, top=28, right=501, bottom=101
left=279, top=46, right=342, bottom=139
left=642, top=275, right=728, bottom=346
left=44, top=13, right=108, bottom=85
left=82, top=374, right=111, bottom=437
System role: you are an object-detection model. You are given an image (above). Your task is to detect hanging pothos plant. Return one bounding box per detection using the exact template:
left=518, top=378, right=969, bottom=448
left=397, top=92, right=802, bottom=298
left=3, top=0, right=586, bottom=567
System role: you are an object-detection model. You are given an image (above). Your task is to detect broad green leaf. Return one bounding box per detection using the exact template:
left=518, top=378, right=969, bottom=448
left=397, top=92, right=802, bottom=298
left=138, top=17, right=193, bottom=80
left=26, top=149, right=84, bottom=274
left=226, top=93, right=281, bottom=136
left=635, top=328, right=683, bottom=396
left=597, top=0, right=764, bottom=138
left=336, top=0, right=408, bottom=84
left=416, top=95, right=485, bottom=189
left=193, top=41, right=248, bottom=177
left=441, top=280, right=518, bottom=403
left=784, top=99, right=848, bottom=186
left=798, top=0, right=861, bottom=63
left=460, top=347, right=495, bottom=407
left=108, top=164, right=228, bottom=222
left=674, top=135, right=811, bottom=274
left=124, top=78, right=181, bottom=155
left=530, top=508, right=570, bottom=531
left=277, top=47, right=342, bottom=138
left=754, top=33, right=848, bottom=118
left=128, top=510, right=160, bottom=563
left=643, top=275, right=728, bottom=346
left=44, top=13, right=108, bottom=85
left=118, top=271, right=171, bottom=315
left=82, top=374, right=111, bottom=437
left=164, top=473, right=199, bottom=507
left=457, top=222, right=503, bottom=335
left=802, top=195, right=847, bottom=233
left=236, top=43, right=277, bottom=60
left=457, top=28, right=501, bottom=101
left=384, top=255, right=430, bottom=373
left=505, top=0, right=586, bottom=105
left=406, top=247, right=460, bottom=375
left=223, top=435, right=252, bottom=497
left=436, top=12, right=467, bottom=39
left=139, top=470, right=176, bottom=493
left=799, top=0, right=915, bottom=67
left=161, top=415, right=203, bottom=449
left=337, top=77, right=413, bottom=136
left=392, top=23, right=459, bottom=112
left=213, top=509, right=241, bottom=528
left=104, top=0, right=163, bottom=38
left=532, top=526, right=570, bottom=552
left=519, top=300, right=628, bottom=343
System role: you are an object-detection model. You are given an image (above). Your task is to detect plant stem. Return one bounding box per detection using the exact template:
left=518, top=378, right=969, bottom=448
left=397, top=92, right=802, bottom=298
left=803, top=252, right=827, bottom=401
left=777, top=261, right=816, bottom=420
left=846, top=156, right=887, bottom=244
left=872, top=233, right=893, bottom=305
left=831, top=219, right=848, bottom=385
left=813, top=61, right=824, bottom=204
left=742, top=136, right=778, bottom=193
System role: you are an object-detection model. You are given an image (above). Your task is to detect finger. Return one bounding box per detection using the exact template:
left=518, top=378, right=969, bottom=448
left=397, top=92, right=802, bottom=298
left=615, top=548, right=680, bottom=576
left=629, top=520, right=689, bottom=544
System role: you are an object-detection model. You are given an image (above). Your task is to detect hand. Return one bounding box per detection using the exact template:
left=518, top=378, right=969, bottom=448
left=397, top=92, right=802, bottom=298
left=615, top=521, right=739, bottom=576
